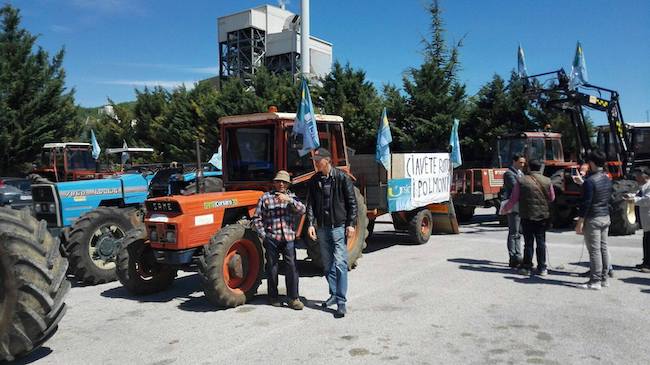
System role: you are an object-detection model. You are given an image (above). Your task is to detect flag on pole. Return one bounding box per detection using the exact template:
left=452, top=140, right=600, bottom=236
left=449, top=119, right=462, bottom=168
left=121, top=140, right=129, bottom=165
left=208, top=145, right=222, bottom=169
left=569, top=41, right=588, bottom=90
left=292, top=79, right=320, bottom=157
left=90, top=129, right=101, bottom=160
left=375, top=107, right=392, bottom=171
left=517, top=44, right=528, bottom=79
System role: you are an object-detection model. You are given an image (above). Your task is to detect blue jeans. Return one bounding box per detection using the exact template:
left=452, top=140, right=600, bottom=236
left=264, top=238, right=299, bottom=299
left=317, top=226, right=348, bottom=305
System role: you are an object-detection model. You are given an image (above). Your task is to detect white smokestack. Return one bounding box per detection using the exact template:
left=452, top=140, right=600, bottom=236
left=300, top=0, right=309, bottom=76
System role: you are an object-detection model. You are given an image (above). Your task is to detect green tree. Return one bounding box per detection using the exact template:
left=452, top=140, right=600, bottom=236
left=397, top=0, right=466, bottom=152
left=317, top=62, right=383, bottom=153
left=0, top=4, right=77, bottom=174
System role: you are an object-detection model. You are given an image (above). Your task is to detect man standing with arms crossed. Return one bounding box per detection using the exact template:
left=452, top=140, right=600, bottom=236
left=626, top=167, right=650, bottom=273
left=254, top=170, right=306, bottom=309
left=503, top=154, right=526, bottom=268
left=306, top=148, right=358, bottom=318
left=576, top=151, right=613, bottom=290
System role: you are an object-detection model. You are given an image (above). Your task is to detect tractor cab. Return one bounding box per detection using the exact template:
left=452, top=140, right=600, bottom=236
left=496, top=132, right=565, bottom=170
left=597, top=123, right=650, bottom=172
left=33, top=142, right=97, bottom=182
left=219, top=111, right=349, bottom=193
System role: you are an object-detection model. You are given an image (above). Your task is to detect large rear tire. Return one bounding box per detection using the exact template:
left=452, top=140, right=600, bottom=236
left=0, top=208, right=70, bottom=362
left=408, top=209, right=433, bottom=245
left=116, top=228, right=177, bottom=295
left=65, top=206, right=140, bottom=285
left=610, top=180, right=638, bottom=236
left=199, top=223, right=263, bottom=308
left=305, top=187, right=369, bottom=270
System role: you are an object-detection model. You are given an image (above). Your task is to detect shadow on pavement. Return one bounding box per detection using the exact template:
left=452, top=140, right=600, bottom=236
left=11, top=347, right=53, bottom=365
left=363, top=231, right=411, bottom=254
left=620, top=276, right=650, bottom=287
left=101, top=274, right=202, bottom=303
left=449, top=257, right=579, bottom=287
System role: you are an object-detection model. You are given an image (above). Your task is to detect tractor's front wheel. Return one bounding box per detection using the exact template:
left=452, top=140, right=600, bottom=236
left=65, top=206, right=140, bottom=285
left=116, top=229, right=176, bottom=295
left=200, top=223, right=263, bottom=308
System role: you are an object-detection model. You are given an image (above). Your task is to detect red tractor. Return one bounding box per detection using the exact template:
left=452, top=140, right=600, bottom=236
left=32, top=142, right=102, bottom=182
left=452, top=131, right=570, bottom=224
left=116, top=110, right=369, bottom=307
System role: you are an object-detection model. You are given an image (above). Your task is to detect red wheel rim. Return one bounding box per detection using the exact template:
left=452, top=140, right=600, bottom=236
left=421, top=216, right=430, bottom=235
left=222, top=239, right=260, bottom=294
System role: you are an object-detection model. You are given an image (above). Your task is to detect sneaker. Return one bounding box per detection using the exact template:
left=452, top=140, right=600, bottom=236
left=288, top=299, right=304, bottom=310
left=641, top=267, right=650, bottom=273
left=322, top=296, right=337, bottom=308
left=579, top=282, right=602, bottom=290
left=269, top=298, right=282, bottom=307
left=601, top=280, right=610, bottom=288
left=537, top=268, right=548, bottom=277
left=335, top=303, right=347, bottom=317
left=607, top=269, right=615, bottom=278
left=518, top=268, right=531, bottom=276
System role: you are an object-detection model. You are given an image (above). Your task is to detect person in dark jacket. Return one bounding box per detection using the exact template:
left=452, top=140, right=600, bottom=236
left=576, top=150, right=613, bottom=290
left=306, top=148, right=358, bottom=317
left=503, top=153, right=526, bottom=268
left=503, top=159, right=555, bottom=276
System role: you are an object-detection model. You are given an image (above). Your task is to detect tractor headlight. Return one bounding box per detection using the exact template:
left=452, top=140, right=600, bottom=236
left=49, top=203, right=56, bottom=212
left=34, top=203, right=41, bottom=213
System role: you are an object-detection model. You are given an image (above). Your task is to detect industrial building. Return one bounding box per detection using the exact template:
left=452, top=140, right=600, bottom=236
left=217, top=4, right=333, bottom=82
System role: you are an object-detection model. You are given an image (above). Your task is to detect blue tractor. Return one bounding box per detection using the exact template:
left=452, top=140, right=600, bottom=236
left=31, top=165, right=222, bottom=285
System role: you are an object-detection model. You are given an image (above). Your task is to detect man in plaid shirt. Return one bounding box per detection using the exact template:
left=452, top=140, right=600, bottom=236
left=254, top=170, right=306, bottom=310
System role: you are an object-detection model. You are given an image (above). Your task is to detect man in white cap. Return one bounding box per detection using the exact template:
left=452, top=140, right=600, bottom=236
left=254, top=170, right=306, bottom=309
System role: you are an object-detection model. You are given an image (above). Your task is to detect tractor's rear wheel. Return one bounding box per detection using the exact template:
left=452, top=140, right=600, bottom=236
left=200, top=223, right=263, bottom=308
left=116, top=228, right=176, bottom=295
left=65, top=206, right=140, bottom=285
left=408, top=209, right=433, bottom=245
left=305, top=187, right=369, bottom=270
left=0, top=208, right=70, bottom=362
left=610, top=180, right=638, bottom=236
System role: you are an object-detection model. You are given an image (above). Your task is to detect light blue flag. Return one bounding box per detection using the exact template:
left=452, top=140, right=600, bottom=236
left=208, top=145, right=222, bottom=169
left=375, top=107, right=392, bottom=171
left=121, top=140, right=129, bottom=165
left=569, top=41, right=588, bottom=90
left=90, top=129, right=101, bottom=160
left=449, top=119, right=462, bottom=168
left=292, top=79, right=320, bottom=156
left=517, top=44, right=528, bottom=78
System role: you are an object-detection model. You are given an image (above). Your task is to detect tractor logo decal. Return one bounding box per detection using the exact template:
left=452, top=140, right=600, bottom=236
left=123, top=186, right=148, bottom=193
left=203, top=199, right=239, bottom=209
left=61, top=188, right=121, bottom=198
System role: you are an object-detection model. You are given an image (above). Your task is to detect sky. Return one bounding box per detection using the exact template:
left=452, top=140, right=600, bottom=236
left=6, top=0, right=650, bottom=123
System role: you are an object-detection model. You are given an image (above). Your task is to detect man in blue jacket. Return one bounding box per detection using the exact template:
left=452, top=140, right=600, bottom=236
left=576, top=150, right=613, bottom=290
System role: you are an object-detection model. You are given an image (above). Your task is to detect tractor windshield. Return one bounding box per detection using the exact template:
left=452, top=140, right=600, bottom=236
left=633, top=128, right=650, bottom=155
left=226, top=126, right=275, bottom=181
left=67, top=148, right=96, bottom=171
left=498, top=138, right=526, bottom=166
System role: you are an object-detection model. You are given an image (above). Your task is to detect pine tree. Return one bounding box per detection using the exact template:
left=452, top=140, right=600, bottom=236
left=317, top=62, right=382, bottom=154
left=398, top=0, right=466, bottom=152
left=0, top=5, right=77, bottom=174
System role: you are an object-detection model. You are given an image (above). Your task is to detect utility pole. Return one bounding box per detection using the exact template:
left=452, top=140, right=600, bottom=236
left=301, top=0, right=309, bottom=76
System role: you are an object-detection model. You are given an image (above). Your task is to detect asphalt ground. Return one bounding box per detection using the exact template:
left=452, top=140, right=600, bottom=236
left=13, top=208, right=650, bottom=365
